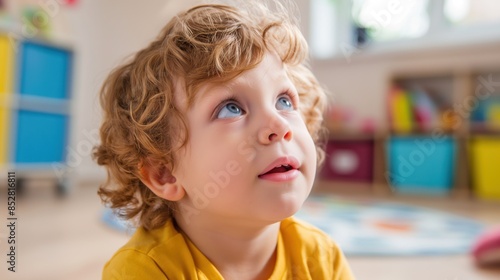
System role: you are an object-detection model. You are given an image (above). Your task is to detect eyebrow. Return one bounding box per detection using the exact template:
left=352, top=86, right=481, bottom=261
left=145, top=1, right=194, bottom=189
left=193, top=66, right=292, bottom=106
left=187, top=83, right=233, bottom=118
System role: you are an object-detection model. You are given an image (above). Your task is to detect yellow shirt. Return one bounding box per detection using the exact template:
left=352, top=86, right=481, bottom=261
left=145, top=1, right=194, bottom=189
left=103, top=217, right=355, bottom=279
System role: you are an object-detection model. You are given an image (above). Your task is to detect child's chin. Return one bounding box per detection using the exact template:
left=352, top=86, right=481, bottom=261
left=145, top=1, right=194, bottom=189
left=265, top=199, right=305, bottom=222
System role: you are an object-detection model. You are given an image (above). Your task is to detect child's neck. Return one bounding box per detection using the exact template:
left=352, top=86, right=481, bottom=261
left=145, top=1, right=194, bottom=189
left=175, top=215, right=280, bottom=280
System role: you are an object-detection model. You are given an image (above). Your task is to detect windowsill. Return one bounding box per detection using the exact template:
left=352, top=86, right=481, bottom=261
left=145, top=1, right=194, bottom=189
left=312, top=25, right=500, bottom=65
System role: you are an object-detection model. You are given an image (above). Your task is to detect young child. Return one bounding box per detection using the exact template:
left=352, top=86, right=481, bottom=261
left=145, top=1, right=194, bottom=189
left=94, top=1, right=354, bottom=279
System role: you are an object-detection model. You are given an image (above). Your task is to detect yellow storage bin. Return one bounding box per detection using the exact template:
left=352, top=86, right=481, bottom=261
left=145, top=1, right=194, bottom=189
left=470, top=137, right=500, bottom=200
left=0, top=34, right=13, bottom=165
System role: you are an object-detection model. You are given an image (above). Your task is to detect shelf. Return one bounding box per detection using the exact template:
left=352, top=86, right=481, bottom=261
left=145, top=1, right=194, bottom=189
left=0, top=27, right=74, bottom=51
left=327, top=130, right=385, bottom=140
left=388, top=128, right=457, bottom=136
left=1, top=94, right=71, bottom=114
left=320, top=68, right=500, bottom=201
left=469, top=122, right=500, bottom=135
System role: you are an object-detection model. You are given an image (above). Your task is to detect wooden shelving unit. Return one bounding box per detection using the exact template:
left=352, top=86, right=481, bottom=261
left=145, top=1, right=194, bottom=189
left=315, top=68, right=500, bottom=201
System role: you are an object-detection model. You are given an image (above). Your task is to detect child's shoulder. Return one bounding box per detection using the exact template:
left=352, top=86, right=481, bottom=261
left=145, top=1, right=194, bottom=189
left=281, top=216, right=334, bottom=242
left=121, top=219, right=181, bottom=254
left=280, top=216, right=341, bottom=254
left=277, top=217, right=354, bottom=279
left=102, top=219, right=184, bottom=279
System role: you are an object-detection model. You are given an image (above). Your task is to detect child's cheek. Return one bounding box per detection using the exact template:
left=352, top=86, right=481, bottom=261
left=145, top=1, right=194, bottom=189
left=295, top=118, right=318, bottom=176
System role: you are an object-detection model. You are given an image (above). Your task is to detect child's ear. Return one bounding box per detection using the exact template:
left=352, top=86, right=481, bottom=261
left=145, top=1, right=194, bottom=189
left=139, top=161, right=185, bottom=201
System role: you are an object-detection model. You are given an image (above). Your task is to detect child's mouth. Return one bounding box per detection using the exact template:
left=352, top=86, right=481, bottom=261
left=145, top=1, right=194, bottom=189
left=258, top=156, right=300, bottom=182
left=258, top=166, right=299, bottom=182
left=260, top=164, right=293, bottom=175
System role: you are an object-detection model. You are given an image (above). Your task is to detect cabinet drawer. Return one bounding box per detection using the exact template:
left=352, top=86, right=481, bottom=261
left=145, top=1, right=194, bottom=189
left=320, top=139, right=374, bottom=183
left=18, top=42, right=72, bottom=99
left=387, top=136, right=456, bottom=195
left=470, top=137, right=500, bottom=200
left=14, top=110, right=68, bottom=163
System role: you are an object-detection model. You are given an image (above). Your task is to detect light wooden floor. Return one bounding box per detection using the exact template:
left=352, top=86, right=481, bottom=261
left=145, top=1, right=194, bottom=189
left=0, top=183, right=499, bottom=280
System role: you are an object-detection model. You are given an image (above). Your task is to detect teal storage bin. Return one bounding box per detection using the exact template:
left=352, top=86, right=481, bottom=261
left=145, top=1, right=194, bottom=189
left=14, top=110, right=68, bottom=163
left=387, top=136, right=456, bottom=195
left=18, top=42, right=72, bottom=99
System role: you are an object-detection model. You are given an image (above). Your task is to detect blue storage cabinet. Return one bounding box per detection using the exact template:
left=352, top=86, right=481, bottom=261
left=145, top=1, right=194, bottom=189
left=386, top=136, right=457, bottom=195
left=0, top=36, right=74, bottom=194
left=13, top=41, right=72, bottom=166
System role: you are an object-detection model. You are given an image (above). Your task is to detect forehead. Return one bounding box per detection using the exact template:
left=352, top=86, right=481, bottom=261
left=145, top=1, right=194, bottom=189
left=195, top=53, right=288, bottom=101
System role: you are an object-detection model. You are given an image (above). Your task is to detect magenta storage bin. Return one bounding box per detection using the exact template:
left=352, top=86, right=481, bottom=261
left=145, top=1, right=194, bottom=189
left=320, top=139, right=374, bottom=183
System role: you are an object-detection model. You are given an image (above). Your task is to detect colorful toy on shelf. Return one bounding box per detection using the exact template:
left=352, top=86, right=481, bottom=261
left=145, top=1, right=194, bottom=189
left=325, top=104, right=354, bottom=131
left=22, top=6, right=52, bottom=38
left=388, top=84, right=460, bottom=133
left=360, top=117, right=376, bottom=133
left=63, top=0, right=79, bottom=6
left=388, top=86, right=413, bottom=133
left=409, top=88, right=438, bottom=131
left=471, top=100, right=489, bottom=123
left=470, top=96, right=500, bottom=131
left=325, top=104, right=379, bottom=133
left=488, top=101, right=500, bottom=129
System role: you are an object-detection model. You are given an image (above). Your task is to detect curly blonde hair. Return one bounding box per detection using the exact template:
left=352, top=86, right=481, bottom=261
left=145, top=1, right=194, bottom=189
left=93, top=1, right=327, bottom=230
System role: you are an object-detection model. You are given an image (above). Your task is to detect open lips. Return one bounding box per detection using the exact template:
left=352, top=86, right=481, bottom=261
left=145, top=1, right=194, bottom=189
left=260, top=165, right=294, bottom=175
left=258, top=156, right=300, bottom=177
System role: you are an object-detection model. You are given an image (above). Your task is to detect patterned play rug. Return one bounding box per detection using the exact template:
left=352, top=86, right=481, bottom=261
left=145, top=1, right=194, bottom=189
left=102, top=195, right=485, bottom=256
left=295, top=195, right=486, bottom=256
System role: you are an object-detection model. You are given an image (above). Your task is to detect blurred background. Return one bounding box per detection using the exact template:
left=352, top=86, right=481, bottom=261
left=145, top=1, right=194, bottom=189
left=0, top=0, right=500, bottom=279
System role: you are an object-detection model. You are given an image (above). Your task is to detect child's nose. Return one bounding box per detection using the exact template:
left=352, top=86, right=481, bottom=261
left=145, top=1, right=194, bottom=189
left=257, top=114, right=292, bottom=144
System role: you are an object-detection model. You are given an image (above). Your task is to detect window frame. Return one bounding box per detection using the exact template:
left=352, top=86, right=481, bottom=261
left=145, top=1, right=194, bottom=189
left=310, top=0, right=500, bottom=60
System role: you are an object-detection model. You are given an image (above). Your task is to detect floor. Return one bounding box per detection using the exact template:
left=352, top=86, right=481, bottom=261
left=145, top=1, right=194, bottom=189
left=0, top=182, right=499, bottom=280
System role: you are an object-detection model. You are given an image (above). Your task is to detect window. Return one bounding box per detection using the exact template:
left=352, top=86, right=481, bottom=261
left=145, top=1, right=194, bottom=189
left=351, top=0, right=429, bottom=42
left=310, top=0, right=337, bottom=58
left=444, top=0, right=500, bottom=26
left=310, top=0, right=500, bottom=59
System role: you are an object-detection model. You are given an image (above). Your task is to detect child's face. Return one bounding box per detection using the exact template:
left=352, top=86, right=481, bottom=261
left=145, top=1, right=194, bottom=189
left=173, top=52, right=317, bottom=225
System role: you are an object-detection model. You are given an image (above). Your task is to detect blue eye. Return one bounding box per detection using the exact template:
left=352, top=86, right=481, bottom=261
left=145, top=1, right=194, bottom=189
left=216, top=102, right=243, bottom=119
left=276, top=96, right=293, bottom=110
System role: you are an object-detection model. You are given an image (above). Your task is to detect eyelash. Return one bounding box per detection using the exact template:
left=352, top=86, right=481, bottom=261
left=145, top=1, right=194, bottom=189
left=212, top=95, right=241, bottom=119
left=212, top=90, right=298, bottom=119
